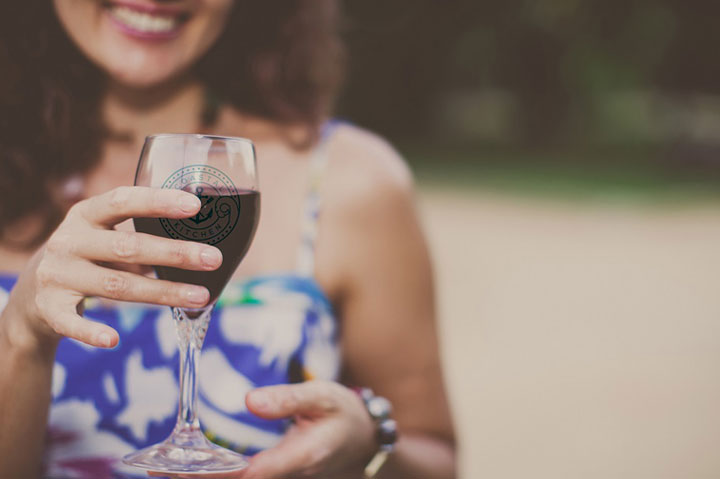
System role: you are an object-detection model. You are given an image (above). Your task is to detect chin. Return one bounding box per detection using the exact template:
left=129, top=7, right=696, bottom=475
left=106, top=69, right=182, bottom=90
left=102, top=53, right=190, bottom=90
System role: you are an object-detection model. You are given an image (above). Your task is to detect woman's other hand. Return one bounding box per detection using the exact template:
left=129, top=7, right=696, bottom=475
left=2, top=186, right=223, bottom=351
left=241, top=381, right=376, bottom=479
left=149, top=380, right=376, bottom=479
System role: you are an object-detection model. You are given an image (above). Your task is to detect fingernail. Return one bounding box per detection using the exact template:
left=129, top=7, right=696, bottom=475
left=200, top=247, right=222, bottom=268
left=97, top=333, right=111, bottom=348
left=179, top=194, right=200, bottom=213
left=186, top=287, right=209, bottom=305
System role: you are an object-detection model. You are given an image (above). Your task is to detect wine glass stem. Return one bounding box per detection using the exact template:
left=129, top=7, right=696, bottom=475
left=173, top=307, right=210, bottom=433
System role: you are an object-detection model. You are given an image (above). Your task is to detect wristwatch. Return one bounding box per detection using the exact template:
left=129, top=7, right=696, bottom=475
left=354, top=388, right=398, bottom=479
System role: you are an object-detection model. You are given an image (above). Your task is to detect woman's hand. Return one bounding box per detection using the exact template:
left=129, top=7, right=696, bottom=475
left=240, top=380, right=376, bottom=479
left=3, top=186, right=223, bottom=350
left=150, top=380, right=377, bottom=479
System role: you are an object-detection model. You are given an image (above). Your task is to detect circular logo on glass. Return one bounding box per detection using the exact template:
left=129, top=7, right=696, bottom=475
left=160, top=165, right=240, bottom=245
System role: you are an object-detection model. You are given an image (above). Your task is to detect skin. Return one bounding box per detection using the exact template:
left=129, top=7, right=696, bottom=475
left=54, top=0, right=234, bottom=88
left=0, top=1, right=456, bottom=478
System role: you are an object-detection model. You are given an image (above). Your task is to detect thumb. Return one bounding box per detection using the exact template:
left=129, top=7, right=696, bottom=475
left=246, top=380, right=341, bottom=420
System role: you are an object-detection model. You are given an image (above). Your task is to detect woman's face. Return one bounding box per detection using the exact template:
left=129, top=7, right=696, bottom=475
left=53, top=0, right=233, bottom=88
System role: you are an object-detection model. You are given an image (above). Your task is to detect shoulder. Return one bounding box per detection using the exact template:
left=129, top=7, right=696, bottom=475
left=316, top=124, right=432, bottom=309
left=317, top=123, right=428, bottom=280
left=322, top=123, right=415, bottom=213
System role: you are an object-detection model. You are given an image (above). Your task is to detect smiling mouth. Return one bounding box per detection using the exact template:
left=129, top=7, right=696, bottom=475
left=103, top=1, right=190, bottom=37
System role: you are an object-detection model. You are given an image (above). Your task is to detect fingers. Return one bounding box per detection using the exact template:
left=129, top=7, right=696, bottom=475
left=56, top=261, right=210, bottom=309
left=39, top=296, right=119, bottom=348
left=74, top=186, right=201, bottom=227
left=240, top=425, right=334, bottom=479
left=75, top=230, right=222, bottom=271
left=51, top=312, right=119, bottom=349
left=246, top=381, right=342, bottom=420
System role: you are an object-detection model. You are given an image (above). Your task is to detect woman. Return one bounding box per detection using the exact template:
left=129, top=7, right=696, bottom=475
left=0, top=1, right=456, bottom=478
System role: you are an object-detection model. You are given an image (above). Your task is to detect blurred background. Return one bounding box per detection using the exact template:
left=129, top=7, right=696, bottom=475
left=337, top=1, right=720, bottom=478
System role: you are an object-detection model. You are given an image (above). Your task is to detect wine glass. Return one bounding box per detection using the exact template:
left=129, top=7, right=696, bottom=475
left=123, top=134, right=260, bottom=474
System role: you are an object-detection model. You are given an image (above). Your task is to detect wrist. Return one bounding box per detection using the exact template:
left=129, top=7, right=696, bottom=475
left=353, top=387, right=398, bottom=479
left=0, top=293, right=59, bottom=359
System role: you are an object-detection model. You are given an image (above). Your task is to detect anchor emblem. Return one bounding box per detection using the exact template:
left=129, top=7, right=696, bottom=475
left=187, top=186, right=214, bottom=224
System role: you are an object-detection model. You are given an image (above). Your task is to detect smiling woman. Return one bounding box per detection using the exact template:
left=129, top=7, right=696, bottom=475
left=0, top=1, right=455, bottom=478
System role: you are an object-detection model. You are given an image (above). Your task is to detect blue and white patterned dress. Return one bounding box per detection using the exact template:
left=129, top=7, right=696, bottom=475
left=0, top=127, right=340, bottom=479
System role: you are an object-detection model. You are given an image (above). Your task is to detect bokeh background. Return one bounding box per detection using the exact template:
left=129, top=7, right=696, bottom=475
left=338, top=1, right=720, bottom=478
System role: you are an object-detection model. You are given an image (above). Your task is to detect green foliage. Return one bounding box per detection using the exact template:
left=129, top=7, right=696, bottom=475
left=403, top=143, right=720, bottom=202
left=339, top=0, right=718, bottom=148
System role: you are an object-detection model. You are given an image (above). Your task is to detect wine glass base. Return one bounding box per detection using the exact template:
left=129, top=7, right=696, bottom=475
left=122, top=428, right=249, bottom=474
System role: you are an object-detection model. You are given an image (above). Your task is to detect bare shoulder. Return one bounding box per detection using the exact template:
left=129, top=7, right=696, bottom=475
left=316, top=124, right=428, bottom=297
left=322, top=123, right=415, bottom=211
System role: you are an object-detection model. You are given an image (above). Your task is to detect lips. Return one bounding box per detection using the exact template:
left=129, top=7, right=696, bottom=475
left=103, top=1, right=190, bottom=39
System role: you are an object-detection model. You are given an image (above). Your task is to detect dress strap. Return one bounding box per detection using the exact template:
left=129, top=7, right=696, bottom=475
left=296, top=120, right=340, bottom=276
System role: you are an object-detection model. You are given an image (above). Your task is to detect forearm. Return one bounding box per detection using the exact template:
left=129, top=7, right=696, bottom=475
left=0, top=306, right=58, bottom=479
left=377, top=433, right=456, bottom=479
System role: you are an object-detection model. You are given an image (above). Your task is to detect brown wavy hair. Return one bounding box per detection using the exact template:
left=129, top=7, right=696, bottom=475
left=0, top=1, right=344, bottom=247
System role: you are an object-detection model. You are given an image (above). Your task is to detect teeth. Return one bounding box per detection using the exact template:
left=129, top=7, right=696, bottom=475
left=110, top=6, right=179, bottom=33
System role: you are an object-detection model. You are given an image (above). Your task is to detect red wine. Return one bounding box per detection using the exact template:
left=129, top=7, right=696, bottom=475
left=134, top=189, right=260, bottom=304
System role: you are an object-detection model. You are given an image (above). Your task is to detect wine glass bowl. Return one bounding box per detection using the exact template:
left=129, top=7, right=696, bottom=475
left=123, top=134, right=260, bottom=474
